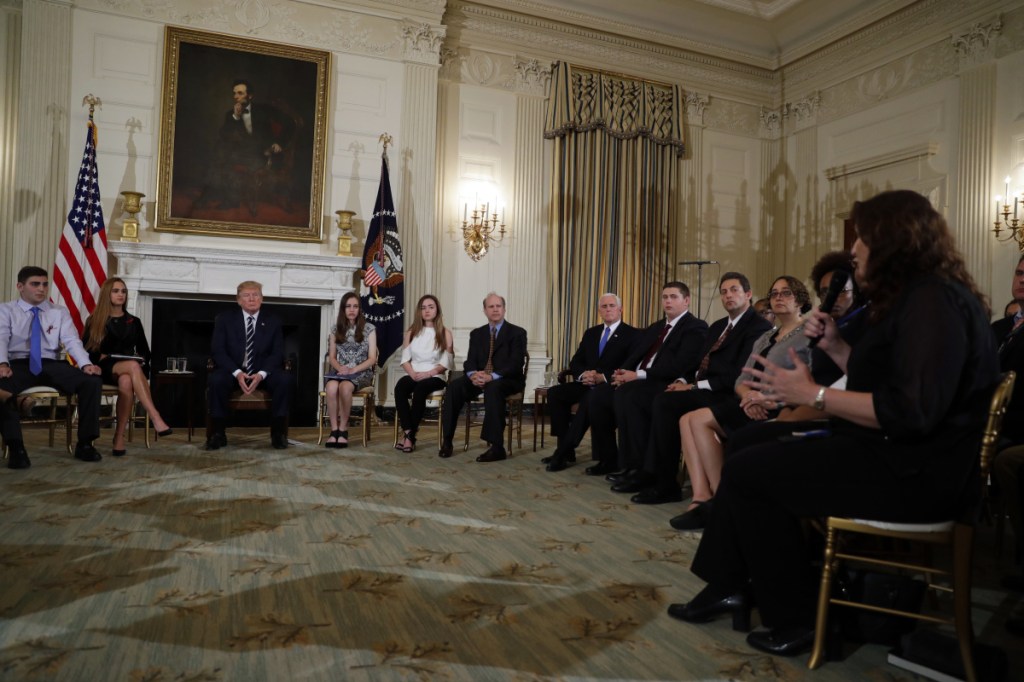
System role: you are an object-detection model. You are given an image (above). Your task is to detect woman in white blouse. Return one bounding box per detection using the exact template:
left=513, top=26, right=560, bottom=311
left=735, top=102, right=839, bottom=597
left=394, top=294, right=454, bottom=452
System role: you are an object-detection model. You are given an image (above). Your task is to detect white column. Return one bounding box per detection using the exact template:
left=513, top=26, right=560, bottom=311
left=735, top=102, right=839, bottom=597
left=9, top=0, right=72, bottom=292
left=955, top=66, right=996, bottom=295
left=509, top=59, right=551, bottom=395
left=0, top=4, right=22, bottom=300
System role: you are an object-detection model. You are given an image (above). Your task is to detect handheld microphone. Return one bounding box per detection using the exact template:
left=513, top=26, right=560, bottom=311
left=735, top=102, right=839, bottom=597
left=809, top=270, right=849, bottom=348
left=678, top=260, right=718, bottom=265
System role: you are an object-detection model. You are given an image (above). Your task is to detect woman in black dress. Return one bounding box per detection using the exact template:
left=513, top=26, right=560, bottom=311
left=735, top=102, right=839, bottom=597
left=82, top=278, right=171, bottom=456
left=667, top=189, right=999, bottom=656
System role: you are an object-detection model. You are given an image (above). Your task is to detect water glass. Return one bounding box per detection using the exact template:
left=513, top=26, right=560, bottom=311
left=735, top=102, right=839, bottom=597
left=178, top=357, right=189, bottom=372
left=166, top=357, right=178, bottom=372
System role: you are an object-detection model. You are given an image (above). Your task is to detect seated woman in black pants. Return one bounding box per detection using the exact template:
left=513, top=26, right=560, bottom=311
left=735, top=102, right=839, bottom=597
left=667, top=189, right=999, bottom=656
left=394, top=294, right=453, bottom=452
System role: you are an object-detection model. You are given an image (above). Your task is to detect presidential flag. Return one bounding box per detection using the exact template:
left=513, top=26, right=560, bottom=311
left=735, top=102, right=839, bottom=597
left=53, top=118, right=107, bottom=333
left=360, top=151, right=404, bottom=366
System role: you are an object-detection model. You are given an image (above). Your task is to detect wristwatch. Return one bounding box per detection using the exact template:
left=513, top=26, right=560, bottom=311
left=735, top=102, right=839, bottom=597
left=813, top=386, right=827, bottom=411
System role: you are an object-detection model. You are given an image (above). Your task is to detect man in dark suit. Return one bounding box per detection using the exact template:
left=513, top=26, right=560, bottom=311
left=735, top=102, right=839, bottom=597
left=583, top=281, right=708, bottom=477
left=622, top=272, right=772, bottom=503
left=206, top=281, right=292, bottom=450
left=439, top=293, right=527, bottom=462
left=543, top=293, right=638, bottom=472
left=205, top=80, right=296, bottom=209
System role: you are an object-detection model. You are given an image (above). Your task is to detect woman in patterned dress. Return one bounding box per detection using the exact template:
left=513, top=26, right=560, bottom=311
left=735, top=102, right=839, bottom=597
left=324, top=291, right=377, bottom=448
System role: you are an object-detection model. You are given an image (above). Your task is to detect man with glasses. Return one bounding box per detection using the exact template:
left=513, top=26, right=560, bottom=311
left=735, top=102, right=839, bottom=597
left=0, top=266, right=103, bottom=468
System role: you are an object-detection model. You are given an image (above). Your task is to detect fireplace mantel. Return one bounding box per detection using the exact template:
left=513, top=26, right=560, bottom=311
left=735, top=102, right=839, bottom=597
left=108, top=242, right=361, bottom=374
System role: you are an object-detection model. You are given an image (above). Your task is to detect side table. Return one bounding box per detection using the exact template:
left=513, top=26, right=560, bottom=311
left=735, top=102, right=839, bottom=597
left=148, top=371, right=196, bottom=443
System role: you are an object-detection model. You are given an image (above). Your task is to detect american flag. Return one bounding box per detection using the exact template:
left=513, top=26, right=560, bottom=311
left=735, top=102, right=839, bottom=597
left=52, top=120, right=107, bottom=333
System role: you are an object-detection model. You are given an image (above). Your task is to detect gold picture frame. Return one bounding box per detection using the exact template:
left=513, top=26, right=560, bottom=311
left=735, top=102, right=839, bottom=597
left=155, top=26, right=330, bottom=242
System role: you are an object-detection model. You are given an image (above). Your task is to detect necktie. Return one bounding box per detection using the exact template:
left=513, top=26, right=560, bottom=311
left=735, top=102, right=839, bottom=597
left=29, top=307, right=42, bottom=375
left=695, top=324, right=732, bottom=381
left=639, top=323, right=671, bottom=370
left=244, top=316, right=255, bottom=374
left=598, top=326, right=612, bottom=356
left=483, top=326, right=497, bottom=373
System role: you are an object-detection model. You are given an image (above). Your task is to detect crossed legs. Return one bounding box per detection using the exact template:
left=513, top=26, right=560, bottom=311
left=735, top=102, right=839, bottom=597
left=679, top=407, right=727, bottom=510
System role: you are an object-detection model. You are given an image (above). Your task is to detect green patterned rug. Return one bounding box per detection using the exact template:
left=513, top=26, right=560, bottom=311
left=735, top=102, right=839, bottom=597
left=0, top=431, right=1020, bottom=681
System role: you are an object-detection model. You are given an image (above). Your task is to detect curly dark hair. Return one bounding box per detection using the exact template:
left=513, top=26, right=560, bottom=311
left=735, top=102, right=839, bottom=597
left=768, top=276, right=812, bottom=315
left=852, top=190, right=988, bottom=321
left=809, top=251, right=854, bottom=293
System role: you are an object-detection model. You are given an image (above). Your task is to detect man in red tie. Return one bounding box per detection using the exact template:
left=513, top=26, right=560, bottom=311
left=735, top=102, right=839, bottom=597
left=583, top=282, right=708, bottom=477
left=439, top=293, right=527, bottom=462
left=618, top=272, right=771, bottom=502
left=0, top=266, right=103, bottom=469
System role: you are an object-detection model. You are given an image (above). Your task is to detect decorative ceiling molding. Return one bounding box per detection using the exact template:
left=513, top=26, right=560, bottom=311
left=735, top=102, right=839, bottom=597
left=952, top=15, right=1002, bottom=69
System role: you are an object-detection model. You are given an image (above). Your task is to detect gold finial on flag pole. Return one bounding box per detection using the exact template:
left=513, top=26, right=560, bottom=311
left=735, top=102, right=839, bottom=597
left=82, top=94, right=102, bottom=120
left=379, top=133, right=392, bottom=153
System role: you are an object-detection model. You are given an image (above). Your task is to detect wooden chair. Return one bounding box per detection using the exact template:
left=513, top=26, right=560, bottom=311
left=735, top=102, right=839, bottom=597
left=205, top=356, right=295, bottom=437
left=533, top=367, right=575, bottom=451
left=392, top=371, right=448, bottom=450
left=1, top=386, right=73, bottom=456
left=316, top=358, right=376, bottom=447
left=463, top=352, right=529, bottom=453
left=807, top=371, right=1016, bottom=682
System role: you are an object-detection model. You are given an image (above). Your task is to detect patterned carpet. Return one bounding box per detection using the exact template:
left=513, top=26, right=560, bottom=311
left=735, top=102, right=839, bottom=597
left=0, top=425, right=1021, bottom=681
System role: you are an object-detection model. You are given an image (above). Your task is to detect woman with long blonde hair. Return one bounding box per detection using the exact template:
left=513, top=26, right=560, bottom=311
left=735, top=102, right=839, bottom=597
left=82, top=278, right=171, bottom=456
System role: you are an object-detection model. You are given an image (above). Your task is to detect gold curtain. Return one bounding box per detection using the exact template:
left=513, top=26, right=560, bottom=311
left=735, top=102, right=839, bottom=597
left=545, top=62, right=684, bottom=369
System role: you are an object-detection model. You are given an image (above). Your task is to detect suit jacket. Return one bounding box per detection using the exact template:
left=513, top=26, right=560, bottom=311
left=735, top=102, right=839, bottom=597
left=993, top=316, right=1024, bottom=442
left=688, top=308, right=773, bottom=392
left=211, top=308, right=284, bottom=377
left=464, top=320, right=527, bottom=387
left=622, top=312, right=709, bottom=384
left=567, top=322, right=639, bottom=382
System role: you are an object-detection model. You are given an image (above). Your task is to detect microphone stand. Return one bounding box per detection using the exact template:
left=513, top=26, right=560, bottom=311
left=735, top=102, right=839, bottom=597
left=678, top=261, right=713, bottom=318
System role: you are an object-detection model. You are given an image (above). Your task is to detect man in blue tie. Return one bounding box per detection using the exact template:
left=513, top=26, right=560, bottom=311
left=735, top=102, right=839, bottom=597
left=0, top=266, right=104, bottom=468
left=543, top=293, right=638, bottom=472
left=205, top=281, right=291, bottom=450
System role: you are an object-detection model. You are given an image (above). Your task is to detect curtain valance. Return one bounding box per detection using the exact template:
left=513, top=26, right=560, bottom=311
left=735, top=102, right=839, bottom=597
left=544, top=62, right=685, bottom=156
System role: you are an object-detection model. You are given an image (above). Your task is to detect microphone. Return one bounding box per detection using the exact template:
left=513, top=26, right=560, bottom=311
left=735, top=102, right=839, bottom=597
left=809, top=270, right=849, bottom=348
left=678, top=260, right=718, bottom=265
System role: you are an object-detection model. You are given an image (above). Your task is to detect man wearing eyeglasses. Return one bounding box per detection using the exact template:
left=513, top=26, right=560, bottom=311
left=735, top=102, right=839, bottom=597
left=0, top=266, right=104, bottom=469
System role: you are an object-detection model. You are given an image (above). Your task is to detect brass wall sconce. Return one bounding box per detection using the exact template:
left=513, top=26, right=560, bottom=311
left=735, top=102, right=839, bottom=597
left=335, top=209, right=356, bottom=256
left=120, top=190, right=144, bottom=242
left=994, top=176, right=1024, bottom=251
left=457, top=202, right=507, bottom=262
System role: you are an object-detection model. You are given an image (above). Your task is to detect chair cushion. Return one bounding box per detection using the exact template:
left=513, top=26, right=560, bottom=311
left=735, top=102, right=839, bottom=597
left=848, top=518, right=954, bottom=533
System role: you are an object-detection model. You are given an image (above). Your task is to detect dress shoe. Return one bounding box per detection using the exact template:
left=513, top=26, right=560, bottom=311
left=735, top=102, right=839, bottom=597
left=545, top=456, right=571, bottom=472
left=631, top=487, right=683, bottom=505
left=667, top=585, right=751, bottom=631
left=438, top=441, right=454, bottom=458
left=670, top=500, right=712, bottom=530
left=156, top=428, right=173, bottom=438
left=542, top=451, right=575, bottom=465
left=6, top=443, right=30, bottom=469
left=476, top=446, right=507, bottom=463
left=74, top=442, right=102, bottom=462
left=746, top=626, right=815, bottom=656
left=584, top=462, right=616, bottom=476
left=205, top=432, right=227, bottom=451
left=271, top=432, right=288, bottom=450
left=112, top=448, right=127, bottom=457
left=605, top=468, right=637, bottom=484
left=611, top=473, right=655, bottom=493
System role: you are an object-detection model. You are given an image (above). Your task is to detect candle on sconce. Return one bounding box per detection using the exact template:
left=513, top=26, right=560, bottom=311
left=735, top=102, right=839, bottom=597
left=1005, top=176, right=1011, bottom=201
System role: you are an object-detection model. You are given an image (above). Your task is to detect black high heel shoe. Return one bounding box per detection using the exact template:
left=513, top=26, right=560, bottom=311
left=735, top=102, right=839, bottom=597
left=401, top=433, right=416, bottom=453
left=156, top=428, right=173, bottom=438
left=395, top=430, right=411, bottom=451
left=112, top=437, right=126, bottom=457
left=325, top=430, right=343, bottom=449
left=667, top=584, right=752, bottom=632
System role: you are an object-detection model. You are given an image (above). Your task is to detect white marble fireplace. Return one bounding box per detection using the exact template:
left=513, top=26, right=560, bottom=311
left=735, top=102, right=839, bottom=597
left=107, top=242, right=361, bottom=367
